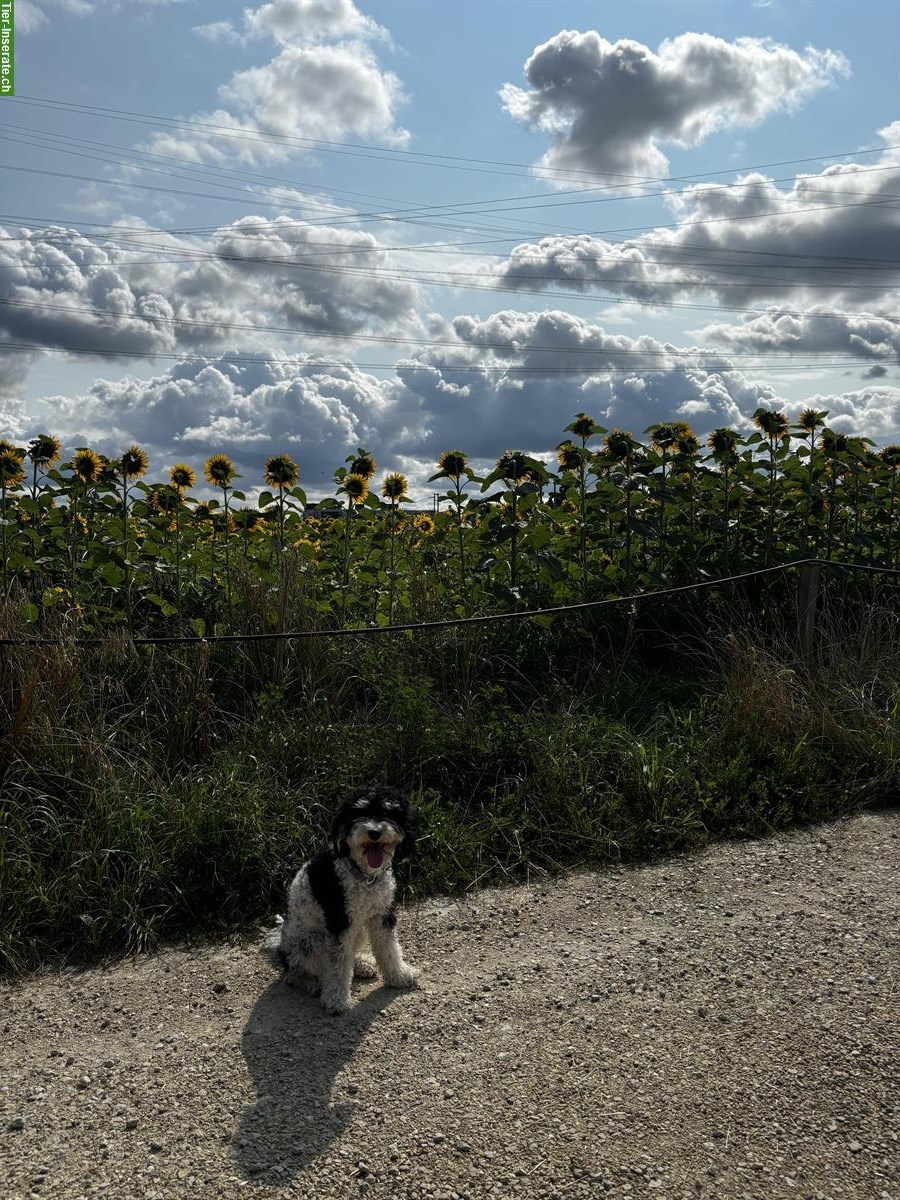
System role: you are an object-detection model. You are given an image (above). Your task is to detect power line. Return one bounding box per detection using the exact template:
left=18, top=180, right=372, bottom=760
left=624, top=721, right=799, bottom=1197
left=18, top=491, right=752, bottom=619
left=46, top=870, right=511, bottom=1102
left=2, top=296, right=885, bottom=362
left=10, top=94, right=898, bottom=189
left=4, top=123, right=898, bottom=236
left=0, top=339, right=880, bottom=374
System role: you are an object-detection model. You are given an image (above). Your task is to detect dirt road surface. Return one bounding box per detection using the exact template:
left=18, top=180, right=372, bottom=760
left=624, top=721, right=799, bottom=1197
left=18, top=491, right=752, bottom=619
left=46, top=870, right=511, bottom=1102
left=2, top=811, right=898, bottom=1200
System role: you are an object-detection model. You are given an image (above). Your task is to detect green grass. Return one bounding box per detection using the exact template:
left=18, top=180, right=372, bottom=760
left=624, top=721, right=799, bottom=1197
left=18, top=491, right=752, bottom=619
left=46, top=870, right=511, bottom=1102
left=1, top=595, right=898, bottom=975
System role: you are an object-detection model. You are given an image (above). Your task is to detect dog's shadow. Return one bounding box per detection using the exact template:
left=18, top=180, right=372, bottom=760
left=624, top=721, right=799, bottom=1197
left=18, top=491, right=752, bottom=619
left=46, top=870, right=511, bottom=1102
left=233, top=975, right=399, bottom=1183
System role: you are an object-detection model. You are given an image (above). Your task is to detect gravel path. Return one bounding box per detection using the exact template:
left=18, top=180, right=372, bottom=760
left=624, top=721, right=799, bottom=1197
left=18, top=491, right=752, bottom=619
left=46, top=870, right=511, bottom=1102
left=1, top=811, right=898, bottom=1200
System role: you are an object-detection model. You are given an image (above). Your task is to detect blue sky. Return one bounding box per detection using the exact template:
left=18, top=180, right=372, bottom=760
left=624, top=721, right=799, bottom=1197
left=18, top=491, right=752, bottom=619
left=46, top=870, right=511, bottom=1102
left=3, top=0, right=899, bottom=494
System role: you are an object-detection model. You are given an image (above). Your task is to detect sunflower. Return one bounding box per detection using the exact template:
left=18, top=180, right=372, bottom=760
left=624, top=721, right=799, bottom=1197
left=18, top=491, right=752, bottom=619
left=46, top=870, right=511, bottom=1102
left=880, top=445, right=900, bottom=468
left=264, top=453, right=299, bottom=489
left=603, top=429, right=636, bottom=462
left=821, top=429, right=848, bottom=457
left=569, top=412, right=600, bottom=441
left=349, top=450, right=376, bottom=479
left=752, top=408, right=789, bottom=440
left=381, top=472, right=408, bottom=501
left=342, top=473, right=370, bottom=504
left=119, top=444, right=149, bottom=480
left=27, top=434, right=62, bottom=466
left=148, top=485, right=179, bottom=516
left=674, top=429, right=700, bottom=457
left=495, top=449, right=530, bottom=483
left=798, top=408, right=828, bottom=433
left=72, top=447, right=103, bottom=485
left=413, top=513, right=434, bottom=536
left=233, top=508, right=265, bottom=533
left=0, top=446, right=25, bottom=488
left=437, top=449, right=468, bottom=479
left=649, top=423, right=678, bottom=452
left=204, top=453, right=236, bottom=488
left=706, top=428, right=739, bottom=460
left=169, top=463, right=197, bottom=492
left=556, top=441, right=587, bottom=472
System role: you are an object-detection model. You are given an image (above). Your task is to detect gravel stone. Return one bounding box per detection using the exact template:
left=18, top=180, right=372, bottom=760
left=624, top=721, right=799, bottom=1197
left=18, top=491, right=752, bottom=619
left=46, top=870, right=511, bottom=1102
left=0, top=811, right=898, bottom=1200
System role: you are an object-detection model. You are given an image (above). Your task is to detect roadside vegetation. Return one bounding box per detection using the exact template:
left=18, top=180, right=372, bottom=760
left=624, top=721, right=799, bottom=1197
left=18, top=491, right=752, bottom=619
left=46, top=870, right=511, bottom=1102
left=1, top=409, right=898, bottom=973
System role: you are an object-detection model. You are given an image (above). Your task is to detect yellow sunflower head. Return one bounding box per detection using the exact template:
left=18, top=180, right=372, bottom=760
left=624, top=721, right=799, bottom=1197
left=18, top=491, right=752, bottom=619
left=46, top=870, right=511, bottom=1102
left=348, top=450, right=377, bottom=479
left=381, top=472, right=408, bottom=501
left=437, top=449, right=468, bottom=479
left=27, top=434, right=62, bottom=466
left=72, top=447, right=104, bottom=485
left=264, top=453, right=299, bottom=490
left=204, top=453, right=236, bottom=489
left=169, top=463, right=197, bottom=492
left=342, top=473, right=370, bottom=504
left=119, top=444, right=149, bottom=480
left=0, top=446, right=25, bottom=488
left=556, top=441, right=587, bottom=472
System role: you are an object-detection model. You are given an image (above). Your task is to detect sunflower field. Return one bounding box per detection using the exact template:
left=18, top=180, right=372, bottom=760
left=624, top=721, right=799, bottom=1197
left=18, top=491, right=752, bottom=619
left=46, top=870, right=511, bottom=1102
left=0, top=408, right=899, bottom=638
left=1, top=409, right=899, bottom=972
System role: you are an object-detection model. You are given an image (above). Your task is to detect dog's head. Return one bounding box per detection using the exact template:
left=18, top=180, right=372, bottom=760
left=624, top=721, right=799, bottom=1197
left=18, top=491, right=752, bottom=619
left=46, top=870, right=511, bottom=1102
left=331, top=786, right=419, bottom=878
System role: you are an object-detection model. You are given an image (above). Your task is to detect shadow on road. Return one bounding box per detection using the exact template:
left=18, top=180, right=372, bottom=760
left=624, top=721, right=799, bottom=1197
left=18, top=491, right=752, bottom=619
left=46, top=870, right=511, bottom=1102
left=233, top=975, right=399, bottom=1183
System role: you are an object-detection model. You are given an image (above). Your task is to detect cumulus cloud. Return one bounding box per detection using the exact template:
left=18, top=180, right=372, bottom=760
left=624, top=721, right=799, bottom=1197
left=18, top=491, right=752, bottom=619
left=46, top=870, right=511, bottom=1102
left=497, top=126, right=900, bottom=311
left=35, top=352, right=395, bottom=487
left=0, top=218, right=421, bottom=373
left=695, top=309, right=900, bottom=362
left=0, top=226, right=178, bottom=358
left=245, top=0, right=385, bottom=44
left=151, top=0, right=405, bottom=165
left=387, top=309, right=776, bottom=457
left=781, top=387, right=900, bottom=439
left=19, top=308, right=900, bottom=490
left=501, top=29, right=848, bottom=184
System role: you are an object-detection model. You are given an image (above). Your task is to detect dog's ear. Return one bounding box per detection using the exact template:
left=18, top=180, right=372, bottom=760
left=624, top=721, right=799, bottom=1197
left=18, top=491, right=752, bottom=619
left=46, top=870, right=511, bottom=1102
left=330, top=801, right=353, bottom=857
left=393, top=801, right=420, bottom=863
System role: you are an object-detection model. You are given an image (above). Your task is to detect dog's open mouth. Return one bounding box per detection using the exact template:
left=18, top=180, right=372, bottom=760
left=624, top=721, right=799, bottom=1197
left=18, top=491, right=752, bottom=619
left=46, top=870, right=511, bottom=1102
left=365, top=844, right=385, bottom=870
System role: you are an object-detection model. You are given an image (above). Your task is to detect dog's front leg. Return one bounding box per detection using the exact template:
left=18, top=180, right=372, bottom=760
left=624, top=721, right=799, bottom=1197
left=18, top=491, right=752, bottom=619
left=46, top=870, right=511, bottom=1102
left=319, top=934, right=355, bottom=1014
left=367, top=913, right=419, bottom=989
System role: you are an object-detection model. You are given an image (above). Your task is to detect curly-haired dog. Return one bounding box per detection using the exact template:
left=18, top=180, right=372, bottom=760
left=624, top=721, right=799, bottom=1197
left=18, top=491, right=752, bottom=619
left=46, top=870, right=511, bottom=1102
left=268, top=787, right=420, bottom=1014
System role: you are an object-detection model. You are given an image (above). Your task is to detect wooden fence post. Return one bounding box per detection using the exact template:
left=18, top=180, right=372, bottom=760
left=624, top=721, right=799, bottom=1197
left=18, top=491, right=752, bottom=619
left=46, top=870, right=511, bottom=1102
left=797, top=561, right=820, bottom=666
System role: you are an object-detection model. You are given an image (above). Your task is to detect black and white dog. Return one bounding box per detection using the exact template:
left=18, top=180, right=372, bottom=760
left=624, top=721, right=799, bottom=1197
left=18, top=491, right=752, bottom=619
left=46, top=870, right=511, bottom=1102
left=268, top=786, right=420, bottom=1014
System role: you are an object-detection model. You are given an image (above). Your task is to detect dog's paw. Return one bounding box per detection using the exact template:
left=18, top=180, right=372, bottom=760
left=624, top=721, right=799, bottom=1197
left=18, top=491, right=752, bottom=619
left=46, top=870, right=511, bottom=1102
left=384, top=963, right=420, bottom=990
left=353, top=955, right=378, bottom=980
left=320, top=991, right=351, bottom=1015
left=284, top=971, right=319, bottom=996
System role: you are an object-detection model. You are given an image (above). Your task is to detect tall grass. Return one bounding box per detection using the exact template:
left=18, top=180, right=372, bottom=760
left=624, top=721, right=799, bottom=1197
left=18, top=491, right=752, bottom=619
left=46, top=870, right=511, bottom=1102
left=1, top=576, right=897, bottom=975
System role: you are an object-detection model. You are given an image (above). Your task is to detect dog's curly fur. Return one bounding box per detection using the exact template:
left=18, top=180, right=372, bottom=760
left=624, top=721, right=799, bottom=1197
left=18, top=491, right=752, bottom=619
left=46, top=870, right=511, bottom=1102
left=266, top=786, right=420, bottom=1014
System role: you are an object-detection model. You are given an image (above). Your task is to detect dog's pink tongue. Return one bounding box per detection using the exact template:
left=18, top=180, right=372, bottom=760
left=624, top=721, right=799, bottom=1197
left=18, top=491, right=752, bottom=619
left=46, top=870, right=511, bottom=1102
left=365, top=846, right=384, bottom=870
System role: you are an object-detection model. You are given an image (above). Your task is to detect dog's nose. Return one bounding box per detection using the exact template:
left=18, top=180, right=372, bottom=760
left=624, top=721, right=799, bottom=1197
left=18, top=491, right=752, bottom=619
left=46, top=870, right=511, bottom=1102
left=367, top=828, right=381, bottom=841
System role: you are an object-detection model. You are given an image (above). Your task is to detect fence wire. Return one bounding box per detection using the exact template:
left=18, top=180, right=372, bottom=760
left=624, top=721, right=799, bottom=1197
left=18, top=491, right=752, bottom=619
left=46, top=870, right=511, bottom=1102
left=1, top=557, right=897, bottom=649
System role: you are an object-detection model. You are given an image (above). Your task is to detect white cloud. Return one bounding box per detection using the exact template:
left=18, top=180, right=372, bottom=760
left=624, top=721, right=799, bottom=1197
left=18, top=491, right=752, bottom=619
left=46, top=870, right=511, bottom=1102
left=501, top=30, right=849, bottom=184
left=497, top=127, right=900, bottom=312
left=192, top=21, right=240, bottom=44
left=695, top=309, right=900, bottom=362
left=149, top=1, right=405, bottom=165
left=36, top=352, right=394, bottom=488
left=245, top=0, right=385, bottom=45
left=0, top=218, right=422, bottom=406
left=15, top=2, right=48, bottom=33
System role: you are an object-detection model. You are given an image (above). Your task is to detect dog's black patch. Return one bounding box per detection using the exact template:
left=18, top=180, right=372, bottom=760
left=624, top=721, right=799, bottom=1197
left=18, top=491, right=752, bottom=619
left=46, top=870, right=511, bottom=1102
left=382, top=902, right=398, bottom=930
left=307, top=852, right=349, bottom=937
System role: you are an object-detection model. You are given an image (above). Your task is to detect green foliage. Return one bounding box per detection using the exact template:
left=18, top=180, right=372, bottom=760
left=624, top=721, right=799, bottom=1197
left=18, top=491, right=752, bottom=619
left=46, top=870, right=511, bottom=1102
left=0, top=416, right=896, bottom=637
left=1, top=587, right=898, bottom=974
